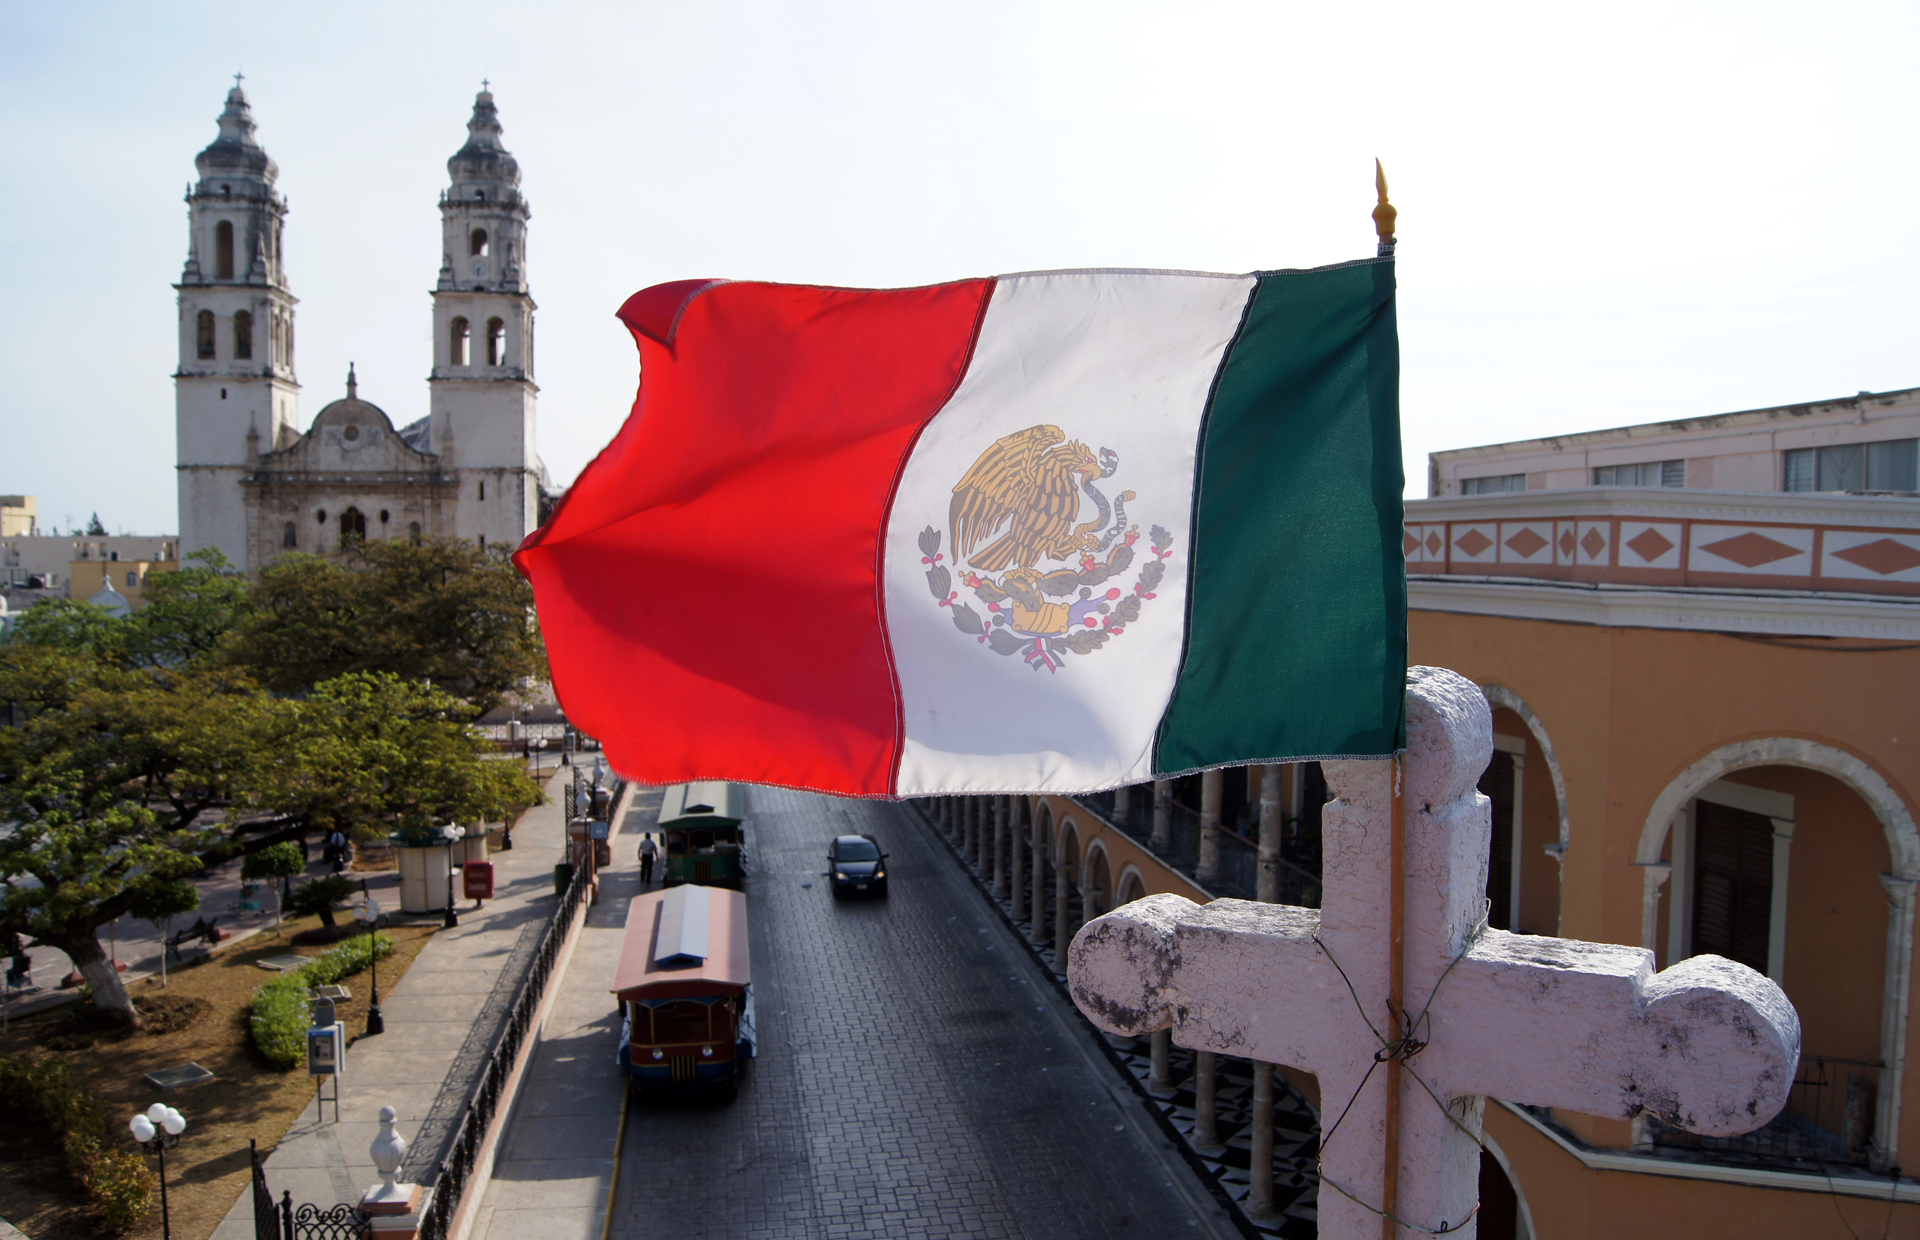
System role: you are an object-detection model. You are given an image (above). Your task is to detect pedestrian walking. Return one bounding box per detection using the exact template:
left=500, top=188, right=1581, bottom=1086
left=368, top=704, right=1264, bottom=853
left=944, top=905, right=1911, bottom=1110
left=638, top=833, right=658, bottom=885
left=327, top=828, right=350, bottom=873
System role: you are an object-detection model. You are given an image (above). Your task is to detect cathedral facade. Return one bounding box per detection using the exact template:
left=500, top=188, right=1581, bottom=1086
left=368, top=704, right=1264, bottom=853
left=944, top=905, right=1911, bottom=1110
left=174, top=82, right=547, bottom=571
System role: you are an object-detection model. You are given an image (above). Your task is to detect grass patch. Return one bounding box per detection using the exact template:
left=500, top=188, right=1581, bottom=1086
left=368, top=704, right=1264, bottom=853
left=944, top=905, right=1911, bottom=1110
left=0, top=910, right=435, bottom=1240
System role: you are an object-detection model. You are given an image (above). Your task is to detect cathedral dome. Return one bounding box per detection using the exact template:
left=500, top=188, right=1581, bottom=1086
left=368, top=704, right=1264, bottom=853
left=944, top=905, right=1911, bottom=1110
left=195, top=81, right=278, bottom=188
left=447, top=88, right=521, bottom=201
left=309, top=366, right=402, bottom=441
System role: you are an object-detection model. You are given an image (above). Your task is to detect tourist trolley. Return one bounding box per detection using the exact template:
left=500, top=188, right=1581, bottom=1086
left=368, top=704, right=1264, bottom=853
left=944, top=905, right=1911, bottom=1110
left=613, top=883, right=755, bottom=1097
left=657, top=781, right=746, bottom=888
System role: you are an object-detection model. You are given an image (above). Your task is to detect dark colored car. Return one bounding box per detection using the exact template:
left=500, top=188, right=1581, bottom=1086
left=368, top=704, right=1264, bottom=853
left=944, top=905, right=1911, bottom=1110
left=827, top=834, right=888, bottom=898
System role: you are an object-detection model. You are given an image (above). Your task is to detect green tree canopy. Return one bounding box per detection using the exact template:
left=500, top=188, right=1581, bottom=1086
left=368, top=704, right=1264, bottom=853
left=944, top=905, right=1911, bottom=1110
left=0, top=648, right=541, bottom=1024
left=229, top=539, right=545, bottom=712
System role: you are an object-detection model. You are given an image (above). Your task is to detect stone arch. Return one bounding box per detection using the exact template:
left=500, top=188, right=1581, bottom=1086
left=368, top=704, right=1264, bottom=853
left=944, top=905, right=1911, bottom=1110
left=1479, top=684, right=1570, bottom=855
left=281, top=521, right=297, bottom=549
left=1634, top=735, right=1920, bottom=1167
left=450, top=316, right=470, bottom=366
left=486, top=317, right=506, bottom=366
left=1116, top=865, right=1147, bottom=907
left=1059, top=818, right=1080, bottom=877
left=1084, top=839, right=1114, bottom=919
left=339, top=507, right=367, bottom=544
left=1479, top=1129, right=1537, bottom=1240
left=470, top=227, right=489, bottom=257
left=196, top=309, right=216, bottom=359
left=233, top=309, right=253, bottom=359
left=215, top=220, right=234, bottom=280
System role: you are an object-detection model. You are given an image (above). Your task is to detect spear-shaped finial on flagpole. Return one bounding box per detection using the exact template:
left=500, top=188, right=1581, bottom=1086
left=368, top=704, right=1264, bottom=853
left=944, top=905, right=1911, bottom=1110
left=1373, top=158, right=1397, bottom=258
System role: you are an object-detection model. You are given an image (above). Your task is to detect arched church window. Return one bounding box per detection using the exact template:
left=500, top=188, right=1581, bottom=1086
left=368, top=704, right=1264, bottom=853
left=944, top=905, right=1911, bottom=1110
left=486, top=317, right=505, bottom=366
left=233, top=310, right=253, bottom=359
left=282, top=521, right=297, bottom=549
left=450, top=317, right=470, bottom=366
left=286, top=317, right=295, bottom=367
left=339, top=508, right=367, bottom=544
left=196, top=310, right=217, bottom=359
left=215, top=220, right=234, bottom=280
left=470, top=228, right=489, bottom=257
left=408, top=521, right=422, bottom=545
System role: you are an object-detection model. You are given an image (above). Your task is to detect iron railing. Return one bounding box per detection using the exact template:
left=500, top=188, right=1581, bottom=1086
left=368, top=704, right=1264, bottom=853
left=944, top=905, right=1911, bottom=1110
left=417, top=851, right=591, bottom=1240
left=1650, top=1055, right=1883, bottom=1167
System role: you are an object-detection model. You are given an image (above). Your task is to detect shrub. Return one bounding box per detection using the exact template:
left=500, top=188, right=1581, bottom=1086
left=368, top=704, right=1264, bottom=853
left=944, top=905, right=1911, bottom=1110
left=285, top=874, right=357, bottom=927
left=247, top=931, right=394, bottom=1069
left=0, top=1052, right=154, bottom=1232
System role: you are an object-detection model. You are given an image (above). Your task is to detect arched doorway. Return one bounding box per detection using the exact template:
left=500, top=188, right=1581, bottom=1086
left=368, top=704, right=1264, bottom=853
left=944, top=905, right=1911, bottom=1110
left=1478, top=685, right=1570, bottom=935
left=1636, top=738, right=1918, bottom=1166
left=338, top=507, right=367, bottom=545
left=1476, top=1136, right=1534, bottom=1240
left=1086, top=844, right=1113, bottom=920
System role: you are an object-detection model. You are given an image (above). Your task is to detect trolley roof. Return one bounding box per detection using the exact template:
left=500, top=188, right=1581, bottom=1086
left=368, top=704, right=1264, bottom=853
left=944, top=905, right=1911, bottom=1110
left=612, top=884, right=751, bottom=1002
left=657, top=781, right=745, bottom=829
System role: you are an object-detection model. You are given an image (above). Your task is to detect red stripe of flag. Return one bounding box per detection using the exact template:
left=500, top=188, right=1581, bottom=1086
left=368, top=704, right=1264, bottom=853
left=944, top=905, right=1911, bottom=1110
left=517, top=278, right=995, bottom=796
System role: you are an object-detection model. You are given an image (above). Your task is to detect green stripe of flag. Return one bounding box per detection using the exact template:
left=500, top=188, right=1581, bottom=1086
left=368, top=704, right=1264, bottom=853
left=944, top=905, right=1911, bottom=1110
left=1154, top=258, right=1407, bottom=773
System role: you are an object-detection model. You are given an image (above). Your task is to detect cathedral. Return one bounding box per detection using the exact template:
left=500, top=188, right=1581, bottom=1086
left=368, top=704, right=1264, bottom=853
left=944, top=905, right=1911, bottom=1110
left=174, top=81, right=549, bottom=571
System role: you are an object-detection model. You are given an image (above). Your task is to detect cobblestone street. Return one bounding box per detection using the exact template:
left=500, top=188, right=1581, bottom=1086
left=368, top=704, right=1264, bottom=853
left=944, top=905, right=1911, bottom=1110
left=607, top=786, right=1237, bottom=1240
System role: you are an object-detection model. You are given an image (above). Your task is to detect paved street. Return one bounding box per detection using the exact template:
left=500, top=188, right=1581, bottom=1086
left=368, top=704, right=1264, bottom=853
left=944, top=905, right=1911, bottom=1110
left=604, top=786, right=1236, bottom=1240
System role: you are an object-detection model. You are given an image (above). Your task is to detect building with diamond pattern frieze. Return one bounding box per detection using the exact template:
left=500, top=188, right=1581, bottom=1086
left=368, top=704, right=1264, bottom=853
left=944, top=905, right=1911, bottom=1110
left=174, top=83, right=547, bottom=571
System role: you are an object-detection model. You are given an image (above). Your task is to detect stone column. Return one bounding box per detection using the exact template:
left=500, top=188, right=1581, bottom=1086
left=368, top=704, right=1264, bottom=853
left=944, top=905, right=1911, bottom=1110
left=993, top=797, right=1009, bottom=896
left=1113, top=783, right=1132, bottom=826
left=1248, top=1061, right=1277, bottom=1217
left=1053, top=846, right=1073, bottom=963
left=1010, top=799, right=1027, bottom=920
left=1031, top=824, right=1049, bottom=946
left=1194, top=1050, right=1221, bottom=1150
left=1152, top=779, right=1171, bottom=850
left=1258, top=763, right=1284, bottom=903
left=1196, top=769, right=1223, bottom=884
left=974, top=798, right=989, bottom=871
left=1148, top=1028, right=1174, bottom=1096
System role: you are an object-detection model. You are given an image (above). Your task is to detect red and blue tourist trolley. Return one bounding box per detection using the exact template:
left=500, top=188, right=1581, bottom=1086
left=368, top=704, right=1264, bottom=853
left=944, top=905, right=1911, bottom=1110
left=613, top=883, right=755, bottom=1097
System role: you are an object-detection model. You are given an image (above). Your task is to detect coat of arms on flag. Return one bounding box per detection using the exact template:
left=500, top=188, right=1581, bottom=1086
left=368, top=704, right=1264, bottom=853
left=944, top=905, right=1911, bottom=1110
left=920, top=426, right=1170, bottom=673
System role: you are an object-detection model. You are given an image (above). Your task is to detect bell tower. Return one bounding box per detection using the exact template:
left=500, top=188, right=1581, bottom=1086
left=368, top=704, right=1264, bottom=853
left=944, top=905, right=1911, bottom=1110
left=427, top=85, right=540, bottom=549
left=175, top=77, right=299, bottom=568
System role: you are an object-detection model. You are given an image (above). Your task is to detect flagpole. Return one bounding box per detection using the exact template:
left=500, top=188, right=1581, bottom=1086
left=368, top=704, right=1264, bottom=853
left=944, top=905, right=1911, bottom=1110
left=1383, top=751, right=1406, bottom=1240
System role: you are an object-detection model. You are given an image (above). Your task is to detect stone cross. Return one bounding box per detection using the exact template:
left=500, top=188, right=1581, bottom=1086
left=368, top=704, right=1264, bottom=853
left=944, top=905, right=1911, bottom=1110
left=1068, top=667, right=1799, bottom=1239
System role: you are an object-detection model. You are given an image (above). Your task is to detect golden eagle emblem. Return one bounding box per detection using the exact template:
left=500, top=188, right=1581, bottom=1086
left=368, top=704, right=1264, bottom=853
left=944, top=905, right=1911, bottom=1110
left=918, top=425, right=1172, bottom=673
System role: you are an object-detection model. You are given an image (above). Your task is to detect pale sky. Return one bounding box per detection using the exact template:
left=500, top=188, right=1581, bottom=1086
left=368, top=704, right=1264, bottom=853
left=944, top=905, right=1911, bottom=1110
left=3, top=1, right=1915, bottom=536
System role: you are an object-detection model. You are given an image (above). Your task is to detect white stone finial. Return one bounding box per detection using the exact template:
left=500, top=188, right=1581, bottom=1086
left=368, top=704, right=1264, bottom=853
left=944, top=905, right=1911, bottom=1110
left=370, top=1104, right=407, bottom=1192
left=1068, top=665, right=1801, bottom=1240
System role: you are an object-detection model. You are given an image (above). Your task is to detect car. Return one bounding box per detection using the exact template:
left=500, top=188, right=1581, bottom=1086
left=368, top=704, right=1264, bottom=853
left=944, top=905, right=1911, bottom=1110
left=827, top=834, right=889, bottom=898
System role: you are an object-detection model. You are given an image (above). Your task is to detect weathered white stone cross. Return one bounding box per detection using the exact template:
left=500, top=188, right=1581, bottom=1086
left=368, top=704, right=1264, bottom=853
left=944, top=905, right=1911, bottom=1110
left=1068, top=667, right=1800, bottom=1238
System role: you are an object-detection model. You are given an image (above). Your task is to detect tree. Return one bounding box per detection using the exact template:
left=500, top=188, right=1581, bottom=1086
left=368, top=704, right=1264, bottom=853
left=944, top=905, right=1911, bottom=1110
left=285, top=875, right=356, bottom=929
left=241, top=841, right=304, bottom=934
left=84, top=513, right=106, bottom=536
left=122, top=548, right=251, bottom=670
left=230, top=539, right=546, bottom=711
left=0, top=649, right=541, bottom=1026
left=2, top=599, right=128, bottom=662
left=129, top=879, right=199, bottom=986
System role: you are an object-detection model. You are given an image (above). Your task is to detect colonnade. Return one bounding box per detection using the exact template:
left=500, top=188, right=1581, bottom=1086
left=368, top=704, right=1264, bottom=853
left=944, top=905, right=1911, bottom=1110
left=922, top=764, right=1299, bottom=1220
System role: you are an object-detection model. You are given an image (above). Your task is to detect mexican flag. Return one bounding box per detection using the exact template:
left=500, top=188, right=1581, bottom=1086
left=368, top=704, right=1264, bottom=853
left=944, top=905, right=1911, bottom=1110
left=516, top=260, right=1406, bottom=798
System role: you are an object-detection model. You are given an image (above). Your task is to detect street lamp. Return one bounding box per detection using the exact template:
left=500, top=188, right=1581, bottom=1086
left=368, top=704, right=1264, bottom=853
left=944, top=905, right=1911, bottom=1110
left=360, top=883, right=384, bottom=1036
left=129, top=1103, right=186, bottom=1240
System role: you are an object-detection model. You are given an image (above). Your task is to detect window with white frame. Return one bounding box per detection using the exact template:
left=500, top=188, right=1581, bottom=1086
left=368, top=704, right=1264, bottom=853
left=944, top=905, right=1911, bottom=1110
left=1784, top=439, right=1918, bottom=493
left=1461, top=473, right=1526, bottom=495
left=1593, top=460, right=1683, bottom=487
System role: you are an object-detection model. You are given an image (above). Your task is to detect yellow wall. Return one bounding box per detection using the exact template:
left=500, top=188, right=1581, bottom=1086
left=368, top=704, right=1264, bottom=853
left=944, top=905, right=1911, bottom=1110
left=1415, top=608, right=1920, bottom=1227
left=68, top=557, right=176, bottom=609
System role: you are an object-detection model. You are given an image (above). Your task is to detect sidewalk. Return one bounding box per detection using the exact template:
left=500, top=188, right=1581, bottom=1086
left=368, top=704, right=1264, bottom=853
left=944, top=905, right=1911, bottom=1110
left=209, top=765, right=589, bottom=1240
left=465, top=785, right=660, bottom=1239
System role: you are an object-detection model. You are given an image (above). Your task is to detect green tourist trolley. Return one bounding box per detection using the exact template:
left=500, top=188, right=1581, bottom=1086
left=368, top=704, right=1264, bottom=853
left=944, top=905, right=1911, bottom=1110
left=657, top=782, right=746, bottom=889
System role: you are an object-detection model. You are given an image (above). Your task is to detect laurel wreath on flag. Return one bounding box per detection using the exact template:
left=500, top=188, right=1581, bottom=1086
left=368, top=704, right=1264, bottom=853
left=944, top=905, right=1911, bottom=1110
left=919, top=525, right=1173, bottom=673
